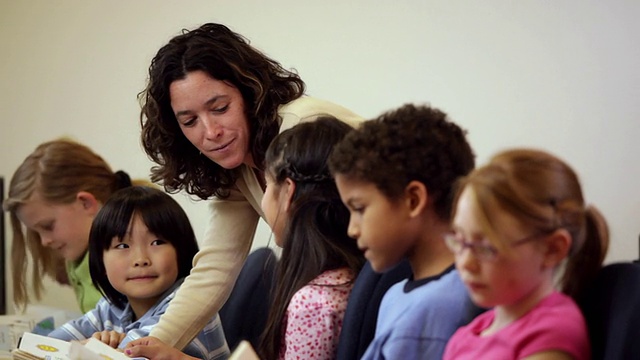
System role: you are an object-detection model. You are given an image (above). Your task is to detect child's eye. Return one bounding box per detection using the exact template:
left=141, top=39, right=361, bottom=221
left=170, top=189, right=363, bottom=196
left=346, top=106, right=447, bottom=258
left=40, top=222, right=54, bottom=232
left=113, top=243, right=129, bottom=249
left=151, top=239, right=167, bottom=246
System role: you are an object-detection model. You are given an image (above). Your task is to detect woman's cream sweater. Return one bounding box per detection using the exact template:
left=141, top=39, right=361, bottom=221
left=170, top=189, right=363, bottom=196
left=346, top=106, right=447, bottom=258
left=150, top=96, right=365, bottom=349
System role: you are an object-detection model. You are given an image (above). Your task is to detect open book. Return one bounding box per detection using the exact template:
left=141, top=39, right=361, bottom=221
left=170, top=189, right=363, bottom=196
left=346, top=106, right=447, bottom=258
left=12, top=332, right=147, bottom=360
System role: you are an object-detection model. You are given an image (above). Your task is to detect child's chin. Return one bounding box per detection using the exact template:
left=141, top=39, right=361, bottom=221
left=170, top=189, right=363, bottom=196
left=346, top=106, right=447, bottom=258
left=370, top=260, right=395, bottom=274
left=469, top=295, right=493, bottom=309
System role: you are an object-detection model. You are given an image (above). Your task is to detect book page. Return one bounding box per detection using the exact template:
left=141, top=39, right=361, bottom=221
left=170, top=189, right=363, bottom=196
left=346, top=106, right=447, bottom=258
left=15, top=332, right=70, bottom=359
left=81, top=339, right=147, bottom=360
left=229, top=340, right=260, bottom=360
left=14, top=333, right=147, bottom=360
left=68, top=341, right=103, bottom=360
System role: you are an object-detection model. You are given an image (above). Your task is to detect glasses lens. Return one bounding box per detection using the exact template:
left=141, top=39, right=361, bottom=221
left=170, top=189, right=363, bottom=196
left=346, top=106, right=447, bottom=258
left=445, top=233, right=498, bottom=261
left=475, top=245, right=496, bottom=261
left=444, top=234, right=461, bottom=253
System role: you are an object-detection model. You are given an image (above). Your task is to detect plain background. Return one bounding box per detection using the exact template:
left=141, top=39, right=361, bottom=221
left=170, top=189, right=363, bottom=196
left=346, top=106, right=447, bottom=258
left=1, top=1, right=639, bottom=312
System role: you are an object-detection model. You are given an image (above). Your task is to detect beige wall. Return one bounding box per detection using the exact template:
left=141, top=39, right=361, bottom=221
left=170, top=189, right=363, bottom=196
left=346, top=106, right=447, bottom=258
left=1, top=0, right=639, bottom=313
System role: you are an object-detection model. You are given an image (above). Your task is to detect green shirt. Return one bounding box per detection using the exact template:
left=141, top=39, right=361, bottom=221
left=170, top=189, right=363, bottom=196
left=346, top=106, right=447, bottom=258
left=66, top=252, right=102, bottom=313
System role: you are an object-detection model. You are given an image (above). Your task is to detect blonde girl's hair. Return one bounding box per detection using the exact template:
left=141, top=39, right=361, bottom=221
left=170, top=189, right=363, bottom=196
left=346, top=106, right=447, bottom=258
left=453, top=148, right=609, bottom=300
left=3, top=139, right=150, bottom=310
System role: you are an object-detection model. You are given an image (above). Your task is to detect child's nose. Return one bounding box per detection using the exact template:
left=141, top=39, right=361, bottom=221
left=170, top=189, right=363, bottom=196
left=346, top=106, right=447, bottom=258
left=134, top=257, right=150, bottom=267
left=457, top=247, right=479, bottom=272
left=40, top=235, right=54, bottom=247
left=133, top=250, right=151, bottom=267
left=347, top=220, right=360, bottom=240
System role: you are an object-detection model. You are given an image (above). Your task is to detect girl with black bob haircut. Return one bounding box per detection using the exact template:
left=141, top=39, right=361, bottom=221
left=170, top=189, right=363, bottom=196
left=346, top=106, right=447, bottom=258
left=88, top=186, right=197, bottom=306
left=48, top=186, right=229, bottom=359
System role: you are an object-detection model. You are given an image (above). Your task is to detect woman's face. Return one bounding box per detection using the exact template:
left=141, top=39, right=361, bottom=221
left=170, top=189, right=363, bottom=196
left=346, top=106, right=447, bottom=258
left=16, top=192, right=96, bottom=262
left=170, top=70, right=253, bottom=169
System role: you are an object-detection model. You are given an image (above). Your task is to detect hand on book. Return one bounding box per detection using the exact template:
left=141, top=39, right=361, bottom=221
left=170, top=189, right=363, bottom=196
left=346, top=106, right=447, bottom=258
left=124, top=336, right=197, bottom=360
left=91, top=330, right=126, bottom=349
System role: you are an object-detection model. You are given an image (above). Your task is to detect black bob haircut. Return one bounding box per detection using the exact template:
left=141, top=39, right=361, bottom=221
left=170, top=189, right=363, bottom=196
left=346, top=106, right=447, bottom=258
left=88, top=186, right=199, bottom=308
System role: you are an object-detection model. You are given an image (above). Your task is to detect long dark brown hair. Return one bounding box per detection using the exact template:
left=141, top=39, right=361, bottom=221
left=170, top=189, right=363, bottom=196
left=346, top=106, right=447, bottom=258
left=139, top=23, right=305, bottom=199
left=259, top=117, right=364, bottom=360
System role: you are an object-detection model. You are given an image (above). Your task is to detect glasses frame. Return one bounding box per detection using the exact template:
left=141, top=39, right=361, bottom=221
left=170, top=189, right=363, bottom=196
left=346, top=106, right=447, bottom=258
left=443, top=231, right=549, bottom=262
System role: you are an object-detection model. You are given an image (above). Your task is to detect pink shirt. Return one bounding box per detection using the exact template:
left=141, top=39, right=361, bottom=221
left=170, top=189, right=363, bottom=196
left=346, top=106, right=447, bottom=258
left=279, top=268, right=355, bottom=360
left=443, top=291, right=590, bottom=360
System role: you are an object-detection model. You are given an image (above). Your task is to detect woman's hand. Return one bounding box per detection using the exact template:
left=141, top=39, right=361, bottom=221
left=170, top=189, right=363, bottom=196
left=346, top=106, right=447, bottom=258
left=91, top=330, right=126, bottom=348
left=124, top=336, right=197, bottom=360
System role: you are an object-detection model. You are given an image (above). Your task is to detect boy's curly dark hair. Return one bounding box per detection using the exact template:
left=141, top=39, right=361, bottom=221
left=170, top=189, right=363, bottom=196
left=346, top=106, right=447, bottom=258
left=328, top=103, right=475, bottom=221
left=139, top=23, right=305, bottom=199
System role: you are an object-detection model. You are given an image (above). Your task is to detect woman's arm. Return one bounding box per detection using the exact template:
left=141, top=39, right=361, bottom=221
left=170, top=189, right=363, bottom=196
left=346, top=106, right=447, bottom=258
left=149, top=187, right=260, bottom=349
left=121, top=289, right=230, bottom=360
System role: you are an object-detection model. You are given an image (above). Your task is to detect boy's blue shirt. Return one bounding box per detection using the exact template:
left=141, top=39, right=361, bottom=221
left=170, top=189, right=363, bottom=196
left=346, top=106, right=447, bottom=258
left=361, top=266, right=471, bottom=360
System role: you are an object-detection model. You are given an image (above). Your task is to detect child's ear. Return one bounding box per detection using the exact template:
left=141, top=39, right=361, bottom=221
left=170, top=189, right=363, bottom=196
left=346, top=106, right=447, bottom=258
left=76, top=191, right=100, bottom=215
left=542, top=229, right=572, bottom=269
left=282, top=178, right=297, bottom=213
left=404, top=180, right=428, bottom=218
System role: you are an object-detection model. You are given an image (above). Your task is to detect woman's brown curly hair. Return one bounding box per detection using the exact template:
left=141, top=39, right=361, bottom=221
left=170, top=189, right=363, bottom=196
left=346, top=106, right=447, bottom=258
left=139, top=23, right=305, bottom=199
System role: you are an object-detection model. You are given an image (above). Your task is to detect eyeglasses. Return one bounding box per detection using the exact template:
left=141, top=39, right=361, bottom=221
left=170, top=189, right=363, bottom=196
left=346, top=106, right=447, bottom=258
left=443, top=232, right=547, bottom=262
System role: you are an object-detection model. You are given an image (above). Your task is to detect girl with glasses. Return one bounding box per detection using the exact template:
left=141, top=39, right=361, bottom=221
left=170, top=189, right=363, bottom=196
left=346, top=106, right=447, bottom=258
left=443, top=149, right=609, bottom=360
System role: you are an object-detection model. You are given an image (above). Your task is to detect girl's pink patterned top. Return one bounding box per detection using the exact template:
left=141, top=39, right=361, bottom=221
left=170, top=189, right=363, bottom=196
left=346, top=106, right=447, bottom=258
left=279, top=267, right=356, bottom=360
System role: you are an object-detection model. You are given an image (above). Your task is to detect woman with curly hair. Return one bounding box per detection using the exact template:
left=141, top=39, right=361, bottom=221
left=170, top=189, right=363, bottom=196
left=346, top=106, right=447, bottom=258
left=129, top=22, right=364, bottom=352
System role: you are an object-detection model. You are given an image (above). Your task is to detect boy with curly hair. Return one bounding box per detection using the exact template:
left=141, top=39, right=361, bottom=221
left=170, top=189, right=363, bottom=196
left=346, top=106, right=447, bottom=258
left=328, top=103, right=478, bottom=359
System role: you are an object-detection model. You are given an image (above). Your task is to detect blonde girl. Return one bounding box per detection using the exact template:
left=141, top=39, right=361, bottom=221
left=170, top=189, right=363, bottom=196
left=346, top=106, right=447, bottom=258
left=443, top=149, right=608, bottom=360
left=4, top=139, right=147, bottom=312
